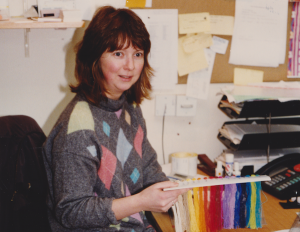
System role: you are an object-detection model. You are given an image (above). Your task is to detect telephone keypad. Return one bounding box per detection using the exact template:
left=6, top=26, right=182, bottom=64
left=264, top=168, right=300, bottom=193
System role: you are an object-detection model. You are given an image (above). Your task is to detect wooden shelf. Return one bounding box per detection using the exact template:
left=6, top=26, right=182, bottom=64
left=0, top=18, right=85, bottom=29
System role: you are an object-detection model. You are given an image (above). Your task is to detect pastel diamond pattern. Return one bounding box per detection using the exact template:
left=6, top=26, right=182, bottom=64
left=134, top=125, right=144, bottom=158
left=115, top=109, right=122, bottom=119
left=87, top=145, right=97, bottom=157
left=116, top=129, right=132, bottom=169
left=125, top=185, right=130, bottom=197
left=125, top=110, right=131, bottom=125
left=121, top=181, right=124, bottom=196
left=125, top=185, right=143, bottom=224
left=109, top=224, right=121, bottom=230
left=131, top=213, right=143, bottom=224
left=103, top=121, right=110, bottom=137
left=130, top=168, right=140, bottom=184
left=98, top=145, right=117, bottom=190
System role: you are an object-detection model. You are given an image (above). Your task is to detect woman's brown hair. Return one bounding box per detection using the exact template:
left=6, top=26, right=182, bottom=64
left=70, top=6, right=153, bottom=105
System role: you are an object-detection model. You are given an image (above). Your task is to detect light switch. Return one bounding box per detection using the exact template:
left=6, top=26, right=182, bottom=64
left=176, top=96, right=197, bottom=116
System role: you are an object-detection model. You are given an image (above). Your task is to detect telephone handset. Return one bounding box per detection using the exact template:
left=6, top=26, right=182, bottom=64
left=255, top=153, right=300, bottom=201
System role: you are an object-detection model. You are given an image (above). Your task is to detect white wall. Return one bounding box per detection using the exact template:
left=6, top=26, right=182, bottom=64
left=0, top=26, right=230, bottom=164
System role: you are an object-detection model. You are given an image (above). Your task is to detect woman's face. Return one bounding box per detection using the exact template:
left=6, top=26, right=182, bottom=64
left=100, top=43, right=144, bottom=100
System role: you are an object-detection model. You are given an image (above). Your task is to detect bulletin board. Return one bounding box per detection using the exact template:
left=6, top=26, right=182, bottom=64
left=149, top=0, right=299, bottom=83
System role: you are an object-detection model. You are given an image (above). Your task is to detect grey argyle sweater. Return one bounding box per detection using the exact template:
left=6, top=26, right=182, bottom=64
left=42, top=93, right=168, bottom=232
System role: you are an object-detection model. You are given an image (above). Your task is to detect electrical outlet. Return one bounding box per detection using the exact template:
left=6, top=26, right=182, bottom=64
left=155, top=95, right=176, bottom=116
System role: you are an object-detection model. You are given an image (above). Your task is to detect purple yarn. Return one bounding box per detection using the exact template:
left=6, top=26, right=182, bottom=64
left=223, top=184, right=236, bottom=229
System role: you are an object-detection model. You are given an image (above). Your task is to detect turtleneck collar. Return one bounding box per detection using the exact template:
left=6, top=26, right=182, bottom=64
left=98, top=93, right=126, bottom=112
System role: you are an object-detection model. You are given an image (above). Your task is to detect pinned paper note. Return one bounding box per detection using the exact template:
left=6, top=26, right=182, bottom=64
left=182, top=33, right=213, bottom=53
left=210, top=36, right=229, bottom=54
left=209, top=15, right=234, bottom=35
left=178, top=36, right=208, bottom=76
left=186, top=48, right=216, bottom=99
left=234, top=68, right=264, bottom=86
left=126, top=0, right=146, bottom=8
left=178, top=13, right=210, bottom=34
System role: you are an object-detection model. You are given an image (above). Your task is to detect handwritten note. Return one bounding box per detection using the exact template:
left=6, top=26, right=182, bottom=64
left=209, top=15, right=234, bottom=35
left=182, top=33, right=213, bottom=53
left=229, top=0, right=288, bottom=67
left=186, top=48, right=216, bottom=99
left=178, top=36, right=208, bottom=76
left=210, top=36, right=229, bottom=54
left=178, top=12, right=210, bottom=34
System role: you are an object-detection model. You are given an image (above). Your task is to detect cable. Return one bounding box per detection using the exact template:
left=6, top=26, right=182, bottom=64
left=162, top=104, right=167, bottom=165
left=265, top=112, right=271, bottom=163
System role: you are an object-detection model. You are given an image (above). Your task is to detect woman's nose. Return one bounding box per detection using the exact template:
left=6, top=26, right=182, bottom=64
left=124, top=56, right=135, bottom=70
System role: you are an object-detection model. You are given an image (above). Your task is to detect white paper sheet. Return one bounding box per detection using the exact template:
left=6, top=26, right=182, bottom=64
left=210, top=36, right=229, bottom=54
left=38, top=0, right=152, bottom=20
left=186, top=48, right=216, bottom=99
left=229, top=0, right=288, bottom=67
left=133, top=9, right=178, bottom=90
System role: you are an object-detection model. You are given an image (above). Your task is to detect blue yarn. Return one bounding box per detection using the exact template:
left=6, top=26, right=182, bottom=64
left=255, top=181, right=262, bottom=228
left=234, top=183, right=241, bottom=228
left=246, top=183, right=252, bottom=228
left=239, top=183, right=247, bottom=228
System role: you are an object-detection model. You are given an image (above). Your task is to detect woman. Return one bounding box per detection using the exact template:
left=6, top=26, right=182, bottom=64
left=43, top=6, right=188, bottom=232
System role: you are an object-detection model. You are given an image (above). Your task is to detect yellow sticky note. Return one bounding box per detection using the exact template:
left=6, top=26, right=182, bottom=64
left=182, top=33, right=213, bottom=53
left=178, top=35, right=208, bottom=76
left=208, top=15, right=234, bottom=36
left=234, top=68, right=264, bottom=86
left=126, top=0, right=146, bottom=8
left=179, top=13, right=210, bottom=34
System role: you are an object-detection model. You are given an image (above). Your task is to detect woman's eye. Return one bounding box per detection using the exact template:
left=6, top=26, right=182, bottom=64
left=136, top=52, right=144, bottom=57
left=114, top=52, right=122, bottom=57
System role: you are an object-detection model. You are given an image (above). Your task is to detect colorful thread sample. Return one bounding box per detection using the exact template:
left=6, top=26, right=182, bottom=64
left=172, top=177, right=264, bottom=232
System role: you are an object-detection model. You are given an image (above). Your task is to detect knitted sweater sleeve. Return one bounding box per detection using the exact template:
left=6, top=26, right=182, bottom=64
left=45, top=124, right=120, bottom=229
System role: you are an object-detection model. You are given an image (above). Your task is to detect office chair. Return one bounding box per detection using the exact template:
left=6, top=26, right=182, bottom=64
left=0, top=115, right=50, bottom=232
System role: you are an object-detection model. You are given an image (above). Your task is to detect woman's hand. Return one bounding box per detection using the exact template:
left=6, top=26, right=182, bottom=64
left=137, top=181, right=189, bottom=213
left=112, top=181, right=189, bottom=220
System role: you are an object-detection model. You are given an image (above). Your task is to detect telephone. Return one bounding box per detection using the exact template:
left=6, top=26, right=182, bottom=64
left=255, top=153, right=300, bottom=201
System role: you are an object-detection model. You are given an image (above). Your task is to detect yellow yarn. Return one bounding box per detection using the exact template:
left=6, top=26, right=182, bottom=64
left=193, top=181, right=201, bottom=229
left=248, top=182, right=257, bottom=229
left=187, top=179, right=200, bottom=232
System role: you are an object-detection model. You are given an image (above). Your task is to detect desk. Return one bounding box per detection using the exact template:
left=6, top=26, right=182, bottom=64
left=150, top=185, right=299, bottom=232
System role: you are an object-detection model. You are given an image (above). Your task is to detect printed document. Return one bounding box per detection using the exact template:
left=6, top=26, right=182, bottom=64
left=229, top=0, right=288, bottom=67
left=133, top=9, right=178, bottom=90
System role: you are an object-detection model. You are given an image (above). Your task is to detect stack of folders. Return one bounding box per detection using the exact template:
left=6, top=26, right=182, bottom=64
left=219, top=98, right=243, bottom=115
left=215, top=148, right=300, bottom=172
left=219, top=123, right=300, bottom=145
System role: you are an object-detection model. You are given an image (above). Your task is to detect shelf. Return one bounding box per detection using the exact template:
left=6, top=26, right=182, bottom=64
left=218, top=95, right=300, bottom=119
left=218, top=117, right=300, bottom=151
left=0, top=18, right=85, bottom=29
